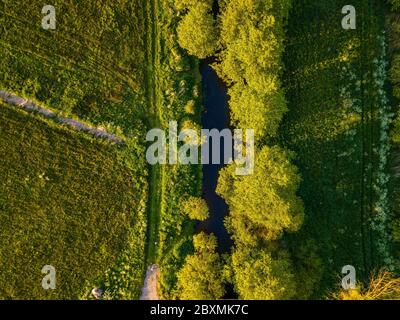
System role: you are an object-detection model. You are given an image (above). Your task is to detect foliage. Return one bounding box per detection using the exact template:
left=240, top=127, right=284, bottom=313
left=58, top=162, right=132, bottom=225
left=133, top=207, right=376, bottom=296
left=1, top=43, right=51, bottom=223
left=174, top=0, right=213, bottom=11
left=217, top=145, right=304, bottom=244
left=216, top=0, right=292, bottom=139
left=215, top=0, right=307, bottom=300
left=227, top=84, right=287, bottom=139
left=154, top=0, right=204, bottom=298
left=176, top=3, right=219, bottom=59
left=290, top=240, right=324, bottom=299
left=181, top=196, right=209, bottom=221
left=176, top=233, right=225, bottom=300
left=230, top=244, right=297, bottom=300
left=387, top=0, right=400, bottom=268
left=388, top=0, right=400, bottom=11
left=391, top=219, right=400, bottom=242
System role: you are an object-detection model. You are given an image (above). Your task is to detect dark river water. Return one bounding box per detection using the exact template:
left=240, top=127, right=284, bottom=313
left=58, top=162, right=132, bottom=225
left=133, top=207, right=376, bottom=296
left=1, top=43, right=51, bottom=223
left=196, top=60, right=233, bottom=254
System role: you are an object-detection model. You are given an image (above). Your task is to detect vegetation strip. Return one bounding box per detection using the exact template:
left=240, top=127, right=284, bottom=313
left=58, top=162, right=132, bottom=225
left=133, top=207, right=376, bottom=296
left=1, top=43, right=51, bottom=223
left=143, top=0, right=163, bottom=266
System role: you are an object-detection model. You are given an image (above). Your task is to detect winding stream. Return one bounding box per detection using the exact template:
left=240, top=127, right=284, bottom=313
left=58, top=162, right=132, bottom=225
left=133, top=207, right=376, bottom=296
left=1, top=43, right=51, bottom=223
left=197, top=60, right=232, bottom=254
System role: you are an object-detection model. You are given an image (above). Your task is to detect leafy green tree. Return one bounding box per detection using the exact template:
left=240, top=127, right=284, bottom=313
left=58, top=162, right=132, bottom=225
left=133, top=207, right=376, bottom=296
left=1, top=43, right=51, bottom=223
left=177, top=3, right=219, bottom=59
left=228, top=84, right=287, bottom=138
left=217, top=145, right=304, bottom=244
left=181, top=196, right=209, bottom=221
left=231, top=244, right=297, bottom=300
left=176, top=233, right=225, bottom=300
left=217, top=0, right=291, bottom=86
left=215, top=0, right=292, bottom=140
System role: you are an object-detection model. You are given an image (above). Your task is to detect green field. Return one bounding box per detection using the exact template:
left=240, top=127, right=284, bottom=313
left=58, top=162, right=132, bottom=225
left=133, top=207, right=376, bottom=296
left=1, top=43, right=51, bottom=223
left=280, top=0, right=393, bottom=294
left=0, top=102, right=147, bottom=299
left=0, top=0, right=147, bottom=132
left=0, top=1, right=153, bottom=299
left=0, top=0, right=203, bottom=299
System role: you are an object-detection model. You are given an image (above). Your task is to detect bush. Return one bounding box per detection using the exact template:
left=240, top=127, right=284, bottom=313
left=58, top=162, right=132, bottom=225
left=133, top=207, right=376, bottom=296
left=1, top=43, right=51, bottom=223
left=181, top=196, right=209, bottom=221
left=332, top=270, right=400, bottom=300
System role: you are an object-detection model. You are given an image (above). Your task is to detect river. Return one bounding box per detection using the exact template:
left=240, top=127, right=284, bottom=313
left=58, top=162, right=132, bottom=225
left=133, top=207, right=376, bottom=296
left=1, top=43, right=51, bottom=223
left=196, top=60, right=233, bottom=254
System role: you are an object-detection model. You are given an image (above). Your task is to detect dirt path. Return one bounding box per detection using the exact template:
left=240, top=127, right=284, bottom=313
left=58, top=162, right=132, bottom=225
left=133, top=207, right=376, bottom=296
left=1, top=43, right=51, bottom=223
left=0, top=90, right=123, bottom=144
left=143, top=0, right=163, bottom=265
left=140, top=264, right=160, bottom=300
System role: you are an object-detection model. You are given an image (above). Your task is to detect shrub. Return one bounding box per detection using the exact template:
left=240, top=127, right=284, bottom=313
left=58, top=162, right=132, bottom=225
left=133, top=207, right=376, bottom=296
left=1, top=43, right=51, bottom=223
left=332, top=270, right=400, bottom=300
left=181, top=196, right=209, bottom=221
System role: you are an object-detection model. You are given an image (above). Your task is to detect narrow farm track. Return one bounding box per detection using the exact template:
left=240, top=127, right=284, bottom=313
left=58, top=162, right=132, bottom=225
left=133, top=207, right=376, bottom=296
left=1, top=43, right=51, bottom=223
left=144, top=0, right=163, bottom=267
left=0, top=90, right=123, bottom=143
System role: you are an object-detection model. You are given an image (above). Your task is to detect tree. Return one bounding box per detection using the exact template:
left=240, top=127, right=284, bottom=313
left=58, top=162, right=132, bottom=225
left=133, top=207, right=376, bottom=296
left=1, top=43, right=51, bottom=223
left=176, top=233, right=225, bottom=300
left=217, top=0, right=291, bottom=85
left=230, top=245, right=297, bottom=300
left=181, top=196, right=209, bottom=221
left=228, top=84, right=287, bottom=139
left=214, top=0, right=292, bottom=140
left=217, top=145, right=304, bottom=244
left=177, top=3, right=219, bottom=59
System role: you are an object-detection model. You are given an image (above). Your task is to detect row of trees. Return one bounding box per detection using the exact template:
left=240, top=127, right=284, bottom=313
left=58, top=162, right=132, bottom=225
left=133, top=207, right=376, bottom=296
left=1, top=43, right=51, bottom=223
left=177, top=0, right=292, bottom=139
left=216, top=0, right=309, bottom=300
left=174, top=0, right=314, bottom=300
left=217, top=0, right=292, bottom=140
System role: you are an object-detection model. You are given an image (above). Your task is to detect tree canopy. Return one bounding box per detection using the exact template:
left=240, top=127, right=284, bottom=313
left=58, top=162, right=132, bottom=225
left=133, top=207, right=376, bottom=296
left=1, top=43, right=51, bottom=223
left=176, top=233, right=225, bottom=300
left=181, top=196, right=209, bottom=221
left=217, top=145, right=304, bottom=244
left=230, top=244, right=297, bottom=300
left=216, top=0, right=292, bottom=140
left=177, top=3, right=219, bottom=59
